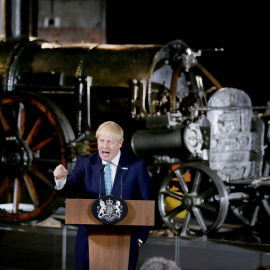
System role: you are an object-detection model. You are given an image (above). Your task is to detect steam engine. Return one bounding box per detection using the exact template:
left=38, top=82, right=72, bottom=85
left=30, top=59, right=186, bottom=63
left=0, top=36, right=270, bottom=239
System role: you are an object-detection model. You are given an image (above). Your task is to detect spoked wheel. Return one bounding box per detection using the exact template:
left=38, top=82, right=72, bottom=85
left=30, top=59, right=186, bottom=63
left=158, top=163, right=229, bottom=239
left=229, top=159, right=270, bottom=227
left=229, top=183, right=270, bottom=227
left=0, top=91, right=75, bottom=224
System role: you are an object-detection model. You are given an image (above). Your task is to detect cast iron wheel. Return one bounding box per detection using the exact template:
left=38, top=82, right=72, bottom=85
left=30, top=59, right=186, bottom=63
left=229, top=183, right=270, bottom=227
left=229, top=160, right=270, bottom=227
left=0, top=91, right=75, bottom=224
left=158, top=162, right=229, bottom=238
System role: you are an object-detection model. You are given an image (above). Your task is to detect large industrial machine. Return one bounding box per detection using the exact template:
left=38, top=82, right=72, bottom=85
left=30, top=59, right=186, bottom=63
left=0, top=35, right=270, bottom=241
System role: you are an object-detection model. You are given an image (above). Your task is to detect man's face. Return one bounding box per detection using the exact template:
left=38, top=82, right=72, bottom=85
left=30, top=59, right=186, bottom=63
left=97, top=133, right=123, bottom=161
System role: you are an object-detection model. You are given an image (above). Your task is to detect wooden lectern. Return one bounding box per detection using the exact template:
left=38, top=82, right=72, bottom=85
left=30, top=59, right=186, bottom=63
left=65, top=199, right=155, bottom=270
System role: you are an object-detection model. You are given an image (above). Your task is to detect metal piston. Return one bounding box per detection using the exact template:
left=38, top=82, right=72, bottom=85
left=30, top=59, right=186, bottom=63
left=131, top=126, right=183, bottom=158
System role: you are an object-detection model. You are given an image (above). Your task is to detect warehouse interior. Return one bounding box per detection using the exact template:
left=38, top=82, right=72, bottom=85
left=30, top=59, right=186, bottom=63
left=0, top=1, right=270, bottom=270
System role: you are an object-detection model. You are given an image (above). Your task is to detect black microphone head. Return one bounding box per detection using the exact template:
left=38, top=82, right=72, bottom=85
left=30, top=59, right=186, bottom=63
left=101, top=164, right=106, bottom=172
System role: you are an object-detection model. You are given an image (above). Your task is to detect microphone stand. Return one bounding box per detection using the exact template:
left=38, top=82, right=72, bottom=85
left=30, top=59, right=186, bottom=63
left=118, top=164, right=123, bottom=198
left=99, top=164, right=106, bottom=198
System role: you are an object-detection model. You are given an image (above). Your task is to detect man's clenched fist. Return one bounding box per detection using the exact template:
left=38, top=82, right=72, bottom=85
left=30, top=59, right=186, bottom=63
left=53, top=164, right=67, bottom=180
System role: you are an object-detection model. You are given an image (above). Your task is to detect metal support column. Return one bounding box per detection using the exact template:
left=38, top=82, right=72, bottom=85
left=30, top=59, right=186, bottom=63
left=175, top=234, right=180, bottom=267
left=62, top=224, right=67, bottom=270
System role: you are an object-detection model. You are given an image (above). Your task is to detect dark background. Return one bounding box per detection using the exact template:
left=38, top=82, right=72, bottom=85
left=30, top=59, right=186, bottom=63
left=106, top=1, right=269, bottom=106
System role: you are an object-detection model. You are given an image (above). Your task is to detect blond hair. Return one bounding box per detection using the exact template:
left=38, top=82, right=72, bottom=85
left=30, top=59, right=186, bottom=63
left=96, top=121, right=124, bottom=142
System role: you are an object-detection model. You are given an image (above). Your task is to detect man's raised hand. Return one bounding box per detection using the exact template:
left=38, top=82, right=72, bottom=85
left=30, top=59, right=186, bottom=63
left=53, top=164, right=68, bottom=180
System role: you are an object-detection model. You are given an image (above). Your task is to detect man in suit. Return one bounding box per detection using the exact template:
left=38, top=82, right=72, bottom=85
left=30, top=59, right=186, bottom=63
left=53, top=121, right=153, bottom=270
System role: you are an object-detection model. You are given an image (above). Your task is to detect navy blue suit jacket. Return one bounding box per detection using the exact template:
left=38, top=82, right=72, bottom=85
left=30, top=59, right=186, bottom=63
left=55, top=151, right=153, bottom=261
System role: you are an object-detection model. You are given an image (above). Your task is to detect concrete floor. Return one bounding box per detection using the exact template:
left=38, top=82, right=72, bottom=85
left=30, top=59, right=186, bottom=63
left=0, top=212, right=270, bottom=270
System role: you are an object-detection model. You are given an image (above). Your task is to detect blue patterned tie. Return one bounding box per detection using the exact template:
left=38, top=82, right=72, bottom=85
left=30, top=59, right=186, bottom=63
left=104, top=161, right=112, bottom=195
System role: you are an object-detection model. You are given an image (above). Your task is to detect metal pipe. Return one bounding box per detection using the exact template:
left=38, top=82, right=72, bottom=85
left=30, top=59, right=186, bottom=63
left=4, top=0, right=30, bottom=38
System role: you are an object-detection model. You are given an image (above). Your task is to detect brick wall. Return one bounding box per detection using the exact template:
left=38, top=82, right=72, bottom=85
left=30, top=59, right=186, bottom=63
left=38, top=27, right=106, bottom=44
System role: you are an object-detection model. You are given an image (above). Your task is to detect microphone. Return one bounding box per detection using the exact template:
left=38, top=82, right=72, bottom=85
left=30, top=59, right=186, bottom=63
left=118, top=164, right=123, bottom=172
left=118, top=164, right=123, bottom=198
left=99, top=164, right=106, bottom=198
left=101, top=164, right=106, bottom=172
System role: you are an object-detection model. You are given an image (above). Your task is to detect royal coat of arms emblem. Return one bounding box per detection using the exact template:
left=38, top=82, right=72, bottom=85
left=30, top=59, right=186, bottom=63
left=91, top=195, right=128, bottom=224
